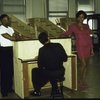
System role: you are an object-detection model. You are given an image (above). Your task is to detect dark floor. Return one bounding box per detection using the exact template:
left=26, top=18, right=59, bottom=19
left=0, top=51, right=100, bottom=99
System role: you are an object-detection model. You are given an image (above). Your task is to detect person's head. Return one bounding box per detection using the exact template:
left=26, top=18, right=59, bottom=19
left=0, top=14, right=11, bottom=27
left=38, top=32, right=49, bottom=45
left=76, top=10, right=87, bottom=23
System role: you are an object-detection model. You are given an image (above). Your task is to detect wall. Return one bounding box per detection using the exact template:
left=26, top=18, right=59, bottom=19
left=94, top=0, right=100, bottom=13
left=26, top=0, right=47, bottom=20
left=9, top=0, right=100, bottom=23
left=68, top=0, right=76, bottom=18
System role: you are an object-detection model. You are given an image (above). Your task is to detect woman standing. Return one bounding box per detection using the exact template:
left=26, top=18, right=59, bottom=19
left=60, top=10, right=94, bottom=91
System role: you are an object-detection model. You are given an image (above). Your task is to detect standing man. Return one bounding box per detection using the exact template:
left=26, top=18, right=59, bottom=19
left=0, top=14, right=20, bottom=97
left=31, top=32, right=68, bottom=96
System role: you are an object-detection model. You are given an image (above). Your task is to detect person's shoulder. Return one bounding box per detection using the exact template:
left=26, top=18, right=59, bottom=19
left=44, top=43, right=62, bottom=48
left=52, top=42, right=62, bottom=47
left=8, top=26, right=14, bottom=33
left=51, top=42, right=60, bottom=45
left=0, top=25, right=4, bottom=28
left=0, top=25, right=6, bottom=31
left=8, top=26, right=14, bottom=30
left=39, top=47, right=43, bottom=52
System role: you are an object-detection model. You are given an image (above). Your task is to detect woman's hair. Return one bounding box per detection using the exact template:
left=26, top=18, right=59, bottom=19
left=76, top=10, right=87, bottom=19
left=38, top=32, right=48, bottom=44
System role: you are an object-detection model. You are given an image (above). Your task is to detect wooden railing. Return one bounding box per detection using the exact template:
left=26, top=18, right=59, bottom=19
left=10, top=16, right=75, bottom=39
left=10, top=15, right=36, bottom=39
left=28, top=18, right=65, bottom=38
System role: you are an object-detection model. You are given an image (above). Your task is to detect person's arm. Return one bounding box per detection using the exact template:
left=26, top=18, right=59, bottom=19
left=59, top=24, right=74, bottom=38
left=12, top=32, right=27, bottom=41
left=1, top=33, right=16, bottom=41
left=1, top=32, right=32, bottom=41
left=16, top=33, right=34, bottom=40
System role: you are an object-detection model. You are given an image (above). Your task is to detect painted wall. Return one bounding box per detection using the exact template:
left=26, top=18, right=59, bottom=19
left=26, top=0, right=47, bottom=19
left=8, top=0, right=100, bottom=23
left=95, top=0, right=100, bottom=13
left=68, top=0, right=76, bottom=18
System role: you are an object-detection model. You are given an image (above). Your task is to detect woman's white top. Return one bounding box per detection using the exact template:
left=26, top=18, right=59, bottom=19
left=0, top=25, right=14, bottom=47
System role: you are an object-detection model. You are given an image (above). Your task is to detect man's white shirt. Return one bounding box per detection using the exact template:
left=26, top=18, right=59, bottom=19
left=0, top=25, right=14, bottom=47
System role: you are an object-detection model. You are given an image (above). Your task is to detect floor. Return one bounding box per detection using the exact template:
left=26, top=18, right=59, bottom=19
left=0, top=51, right=100, bottom=99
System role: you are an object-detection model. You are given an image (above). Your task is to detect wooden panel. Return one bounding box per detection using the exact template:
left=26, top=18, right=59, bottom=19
left=23, top=62, right=29, bottom=97
left=13, top=46, right=24, bottom=98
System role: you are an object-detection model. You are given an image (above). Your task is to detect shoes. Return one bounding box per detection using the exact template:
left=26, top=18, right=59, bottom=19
left=30, top=90, right=41, bottom=96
